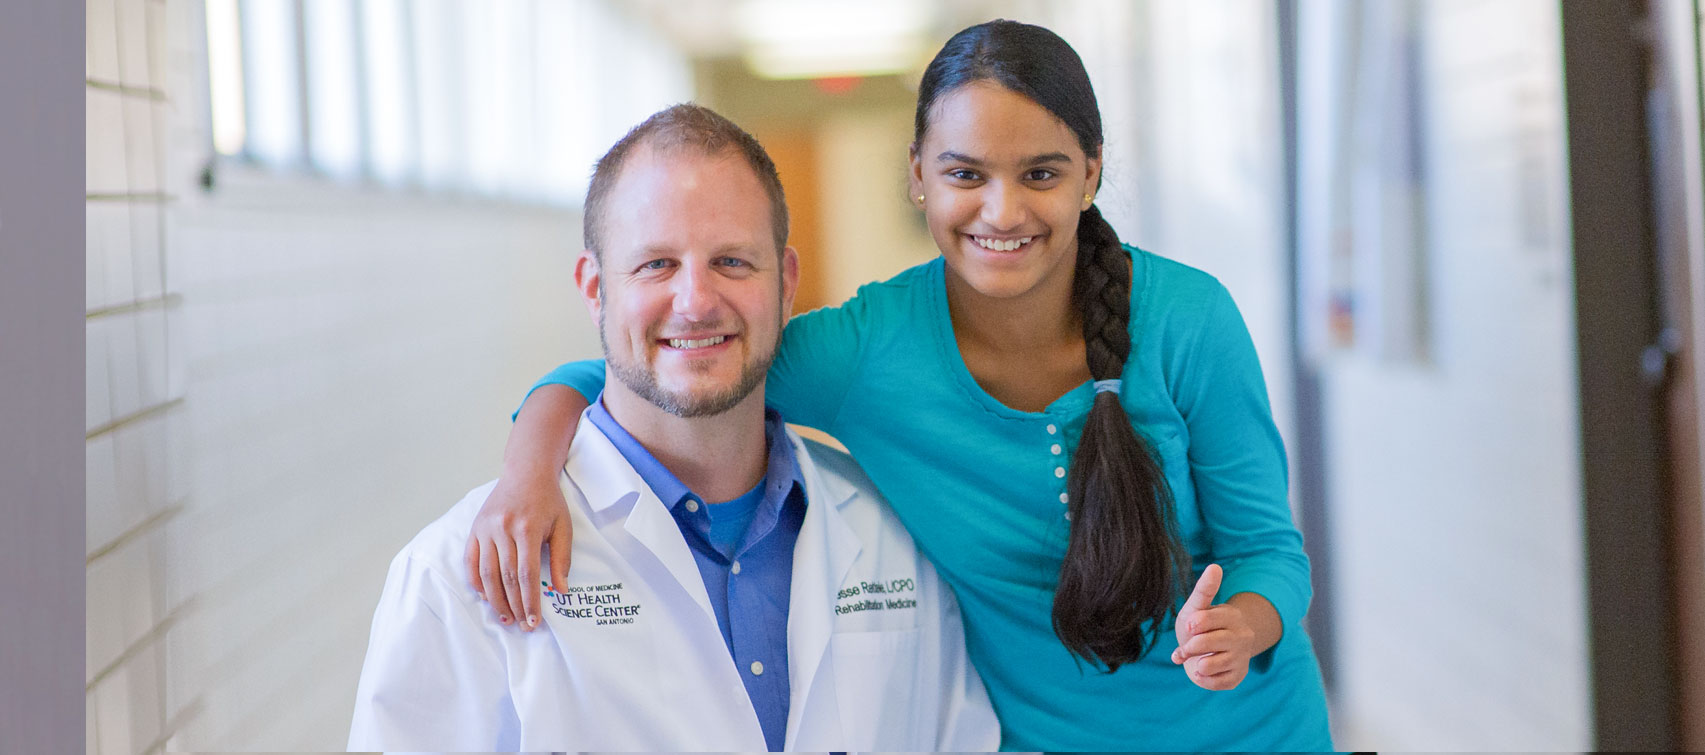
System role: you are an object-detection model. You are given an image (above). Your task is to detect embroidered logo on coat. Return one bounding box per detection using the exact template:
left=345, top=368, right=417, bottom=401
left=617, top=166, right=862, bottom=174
left=543, top=580, right=643, bottom=625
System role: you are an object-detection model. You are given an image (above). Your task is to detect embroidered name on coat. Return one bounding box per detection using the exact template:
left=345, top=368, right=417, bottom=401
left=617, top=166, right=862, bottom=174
left=834, top=577, right=918, bottom=614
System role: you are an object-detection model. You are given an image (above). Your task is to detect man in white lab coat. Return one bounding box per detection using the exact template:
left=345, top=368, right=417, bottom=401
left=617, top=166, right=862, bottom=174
left=347, top=104, right=998, bottom=752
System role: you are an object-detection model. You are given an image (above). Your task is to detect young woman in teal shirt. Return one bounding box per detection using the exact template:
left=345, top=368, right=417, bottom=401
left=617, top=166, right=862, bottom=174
left=467, top=20, right=1333, bottom=751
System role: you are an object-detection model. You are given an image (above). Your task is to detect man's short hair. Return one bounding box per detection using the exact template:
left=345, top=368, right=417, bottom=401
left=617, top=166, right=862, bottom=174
left=584, top=103, right=790, bottom=257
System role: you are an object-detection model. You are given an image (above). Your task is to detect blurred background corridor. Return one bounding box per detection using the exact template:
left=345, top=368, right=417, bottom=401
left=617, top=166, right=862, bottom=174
left=83, top=0, right=1705, bottom=750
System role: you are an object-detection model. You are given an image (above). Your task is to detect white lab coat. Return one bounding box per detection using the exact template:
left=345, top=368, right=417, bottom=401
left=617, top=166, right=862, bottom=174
left=348, top=415, right=999, bottom=752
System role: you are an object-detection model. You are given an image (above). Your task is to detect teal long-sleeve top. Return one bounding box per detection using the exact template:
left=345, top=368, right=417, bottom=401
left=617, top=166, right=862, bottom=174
left=530, top=247, right=1333, bottom=751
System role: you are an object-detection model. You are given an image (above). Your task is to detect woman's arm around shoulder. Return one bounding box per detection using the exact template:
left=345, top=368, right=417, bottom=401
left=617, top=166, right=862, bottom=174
left=764, top=282, right=881, bottom=432
left=465, top=375, right=593, bottom=631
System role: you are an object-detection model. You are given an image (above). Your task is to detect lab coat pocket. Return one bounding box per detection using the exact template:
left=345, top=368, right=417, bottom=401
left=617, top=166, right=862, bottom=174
left=829, top=628, right=921, bottom=749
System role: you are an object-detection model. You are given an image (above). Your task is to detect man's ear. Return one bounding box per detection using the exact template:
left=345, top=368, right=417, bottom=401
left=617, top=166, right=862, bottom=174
left=574, top=250, right=603, bottom=321
left=780, top=245, right=800, bottom=316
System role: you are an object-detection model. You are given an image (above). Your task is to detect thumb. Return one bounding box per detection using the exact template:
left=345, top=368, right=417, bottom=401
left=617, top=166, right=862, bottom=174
left=1182, top=563, right=1223, bottom=614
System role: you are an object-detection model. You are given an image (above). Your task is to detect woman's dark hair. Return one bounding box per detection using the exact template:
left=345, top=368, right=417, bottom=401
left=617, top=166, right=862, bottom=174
left=914, top=20, right=1191, bottom=672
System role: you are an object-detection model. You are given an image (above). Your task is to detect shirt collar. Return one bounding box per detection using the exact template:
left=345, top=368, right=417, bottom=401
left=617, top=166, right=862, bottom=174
left=586, top=394, right=805, bottom=515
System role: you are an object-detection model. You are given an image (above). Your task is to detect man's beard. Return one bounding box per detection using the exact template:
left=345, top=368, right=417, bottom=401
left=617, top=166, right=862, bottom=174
left=601, top=314, right=777, bottom=419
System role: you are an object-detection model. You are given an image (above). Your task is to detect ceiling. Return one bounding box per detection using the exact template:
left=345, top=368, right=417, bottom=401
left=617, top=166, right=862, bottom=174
left=618, top=0, right=1048, bottom=75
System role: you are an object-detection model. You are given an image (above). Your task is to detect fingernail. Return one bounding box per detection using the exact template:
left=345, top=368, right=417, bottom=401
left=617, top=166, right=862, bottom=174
left=500, top=615, right=511, bottom=624
left=527, top=615, right=538, bottom=627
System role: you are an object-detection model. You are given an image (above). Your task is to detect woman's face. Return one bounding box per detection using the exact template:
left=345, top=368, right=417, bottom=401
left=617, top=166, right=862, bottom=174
left=910, top=80, right=1101, bottom=302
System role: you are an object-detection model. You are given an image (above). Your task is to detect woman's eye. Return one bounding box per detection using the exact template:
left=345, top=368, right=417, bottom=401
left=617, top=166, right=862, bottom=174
left=1026, top=168, right=1058, bottom=181
left=947, top=169, right=980, bottom=182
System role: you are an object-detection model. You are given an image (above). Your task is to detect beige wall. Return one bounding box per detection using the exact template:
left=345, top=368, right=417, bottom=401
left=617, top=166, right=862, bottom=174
left=814, top=108, right=938, bottom=307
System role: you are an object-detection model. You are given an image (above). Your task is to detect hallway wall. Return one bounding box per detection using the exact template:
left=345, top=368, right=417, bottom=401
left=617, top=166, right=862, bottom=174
left=159, top=178, right=588, bottom=751
left=85, top=2, right=595, bottom=750
left=84, top=0, right=185, bottom=752
left=1299, top=1, right=1591, bottom=749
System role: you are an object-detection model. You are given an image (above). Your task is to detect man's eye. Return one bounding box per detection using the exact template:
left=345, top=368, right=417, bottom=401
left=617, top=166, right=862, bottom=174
left=640, top=259, right=671, bottom=271
left=717, top=257, right=750, bottom=268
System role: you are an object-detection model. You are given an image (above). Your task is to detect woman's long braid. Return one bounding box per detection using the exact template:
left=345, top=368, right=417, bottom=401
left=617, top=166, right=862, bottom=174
left=1071, top=206, right=1131, bottom=379
left=1053, top=205, right=1191, bottom=671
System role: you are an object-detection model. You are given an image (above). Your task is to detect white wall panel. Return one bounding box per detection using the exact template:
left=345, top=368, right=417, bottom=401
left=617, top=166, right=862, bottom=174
left=87, top=89, right=129, bottom=194
left=113, top=0, right=155, bottom=89
left=132, top=307, right=170, bottom=409
left=90, top=637, right=165, bottom=755
left=121, top=98, right=161, bottom=194
left=86, top=203, right=131, bottom=311
left=86, top=4, right=185, bottom=753
left=90, top=315, right=142, bottom=429
left=88, top=0, right=120, bottom=82
left=128, top=204, right=165, bottom=302
left=88, top=309, right=172, bottom=432
left=145, top=0, right=167, bottom=95
left=87, top=327, right=115, bottom=433
left=86, top=530, right=163, bottom=684
left=111, top=413, right=172, bottom=533
left=86, top=433, right=121, bottom=553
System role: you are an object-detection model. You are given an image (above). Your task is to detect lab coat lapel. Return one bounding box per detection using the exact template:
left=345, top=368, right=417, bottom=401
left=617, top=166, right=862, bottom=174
left=566, top=415, right=717, bottom=625
left=562, top=413, right=765, bottom=747
left=782, top=430, right=863, bottom=750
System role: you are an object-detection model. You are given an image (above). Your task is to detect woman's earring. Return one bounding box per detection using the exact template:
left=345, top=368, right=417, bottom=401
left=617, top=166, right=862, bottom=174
left=916, top=194, right=926, bottom=207
left=1083, top=193, right=1094, bottom=205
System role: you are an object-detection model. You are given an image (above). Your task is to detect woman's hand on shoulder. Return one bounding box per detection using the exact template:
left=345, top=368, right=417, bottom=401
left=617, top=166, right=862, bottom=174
left=463, top=471, right=572, bottom=631
left=464, top=383, right=590, bottom=630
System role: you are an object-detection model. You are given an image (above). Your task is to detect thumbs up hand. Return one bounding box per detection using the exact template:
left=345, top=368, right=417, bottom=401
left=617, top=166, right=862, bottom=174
left=1170, top=564, right=1257, bottom=691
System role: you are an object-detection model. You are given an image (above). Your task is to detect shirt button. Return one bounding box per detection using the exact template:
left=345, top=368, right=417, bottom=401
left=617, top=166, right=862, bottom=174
left=731, top=560, right=742, bottom=575
left=1064, top=511, right=1072, bottom=521
left=750, top=661, right=764, bottom=676
left=1054, top=467, right=1066, bottom=478
left=1046, top=424, right=1058, bottom=435
left=684, top=499, right=699, bottom=513
left=1059, top=492, right=1068, bottom=504
left=1051, top=444, right=1062, bottom=455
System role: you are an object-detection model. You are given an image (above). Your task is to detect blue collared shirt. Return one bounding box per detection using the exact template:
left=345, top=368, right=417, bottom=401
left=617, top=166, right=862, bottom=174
left=587, top=398, right=806, bottom=752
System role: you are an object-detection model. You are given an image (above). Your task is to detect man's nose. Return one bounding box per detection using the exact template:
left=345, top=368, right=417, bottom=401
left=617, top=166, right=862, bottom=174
left=670, top=263, right=722, bottom=320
